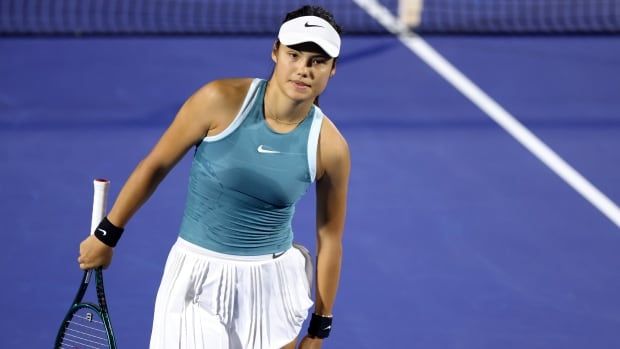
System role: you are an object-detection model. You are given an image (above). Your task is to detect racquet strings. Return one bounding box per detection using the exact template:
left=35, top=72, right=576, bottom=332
left=58, top=306, right=111, bottom=348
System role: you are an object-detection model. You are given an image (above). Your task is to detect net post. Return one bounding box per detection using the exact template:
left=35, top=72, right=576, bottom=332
left=398, top=0, right=424, bottom=29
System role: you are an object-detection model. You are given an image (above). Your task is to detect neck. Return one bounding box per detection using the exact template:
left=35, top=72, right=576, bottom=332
left=264, top=80, right=314, bottom=125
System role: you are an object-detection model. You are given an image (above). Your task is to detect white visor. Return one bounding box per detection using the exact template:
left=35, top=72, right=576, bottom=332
left=277, top=16, right=341, bottom=58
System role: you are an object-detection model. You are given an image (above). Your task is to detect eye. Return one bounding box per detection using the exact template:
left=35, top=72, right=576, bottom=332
left=288, top=52, right=299, bottom=59
left=312, top=57, right=328, bottom=65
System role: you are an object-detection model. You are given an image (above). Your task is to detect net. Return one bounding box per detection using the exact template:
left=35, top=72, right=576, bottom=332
left=0, top=0, right=393, bottom=34
left=418, top=0, right=620, bottom=33
left=1, top=0, right=619, bottom=35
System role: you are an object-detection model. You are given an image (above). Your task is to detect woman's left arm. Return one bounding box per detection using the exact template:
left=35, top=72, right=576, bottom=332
left=314, top=125, right=350, bottom=316
left=299, top=119, right=350, bottom=348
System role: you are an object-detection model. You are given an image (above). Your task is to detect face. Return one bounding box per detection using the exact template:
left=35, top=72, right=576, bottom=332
left=271, top=42, right=336, bottom=102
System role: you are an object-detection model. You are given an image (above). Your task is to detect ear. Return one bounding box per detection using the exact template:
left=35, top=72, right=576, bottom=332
left=271, top=42, right=278, bottom=63
left=330, top=65, right=337, bottom=78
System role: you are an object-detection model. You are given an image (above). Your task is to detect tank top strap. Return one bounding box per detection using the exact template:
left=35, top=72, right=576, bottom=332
left=203, top=78, right=264, bottom=143
left=307, top=106, right=324, bottom=182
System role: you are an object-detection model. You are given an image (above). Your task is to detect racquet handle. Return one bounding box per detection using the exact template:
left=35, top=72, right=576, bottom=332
left=91, top=179, right=110, bottom=235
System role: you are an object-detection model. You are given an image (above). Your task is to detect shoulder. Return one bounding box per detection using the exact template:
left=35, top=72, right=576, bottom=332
left=185, top=78, right=256, bottom=134
left=317, top=114, right=350, bottom=181
left=189, top=78, right=255, bottom=111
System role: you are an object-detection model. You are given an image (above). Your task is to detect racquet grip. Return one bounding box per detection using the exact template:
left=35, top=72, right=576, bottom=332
left=91, top=179, right=110, bottom=235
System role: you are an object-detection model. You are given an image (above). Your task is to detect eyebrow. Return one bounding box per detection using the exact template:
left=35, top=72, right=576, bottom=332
left=285, top=43, right=332, bottom=58
left=288, top=49, right=331, bottom=60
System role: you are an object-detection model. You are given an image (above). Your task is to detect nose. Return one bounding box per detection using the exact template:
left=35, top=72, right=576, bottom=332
left=296, top=58, right=311, bottom=77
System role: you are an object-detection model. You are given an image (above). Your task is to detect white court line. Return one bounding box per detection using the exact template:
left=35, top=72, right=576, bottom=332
left=353, top=0, right=620, bottom=228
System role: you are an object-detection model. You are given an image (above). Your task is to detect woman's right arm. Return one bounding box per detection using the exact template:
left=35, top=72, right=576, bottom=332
left=78, top=81, right=229, bottom=270
left=106, top=84, right=218, bottom=228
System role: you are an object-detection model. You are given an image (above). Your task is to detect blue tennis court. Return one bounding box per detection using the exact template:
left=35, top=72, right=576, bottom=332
left=1, top=1, right=619, bottom=348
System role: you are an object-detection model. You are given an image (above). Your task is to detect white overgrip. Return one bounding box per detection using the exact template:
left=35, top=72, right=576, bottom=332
left=90, top=179, right=110, bottom=235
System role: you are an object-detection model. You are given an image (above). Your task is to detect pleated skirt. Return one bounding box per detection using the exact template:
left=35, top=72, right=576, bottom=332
left=150, top=237, right=314, bottom=349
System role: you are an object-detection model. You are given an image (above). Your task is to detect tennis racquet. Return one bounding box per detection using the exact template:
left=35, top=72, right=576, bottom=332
left=54, top=179, right=117, bottom=348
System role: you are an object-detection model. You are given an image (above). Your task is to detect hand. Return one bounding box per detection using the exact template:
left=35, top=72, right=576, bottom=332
left=298, top=335, right=323, bottom=349
left=78, top=235, right=113, bottom=270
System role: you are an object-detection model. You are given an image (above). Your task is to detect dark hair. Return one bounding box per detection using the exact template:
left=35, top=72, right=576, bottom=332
left=273, top=5, right=341, bottom=106
left=282, top=5, right=342, bottom=35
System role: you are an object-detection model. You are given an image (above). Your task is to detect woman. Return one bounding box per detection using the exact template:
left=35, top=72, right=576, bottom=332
left=78, top=5, right=349, bottom=349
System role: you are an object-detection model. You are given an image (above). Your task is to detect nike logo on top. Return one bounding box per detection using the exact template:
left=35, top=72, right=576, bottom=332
left=257, top=145, right=281, bottom=154
left=97, top=228, right=107, bottom=236
left=304, top=22, right=324, bottom=28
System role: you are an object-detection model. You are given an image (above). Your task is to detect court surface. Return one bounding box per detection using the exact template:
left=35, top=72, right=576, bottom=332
left=1, top=33, right=619, bottom=348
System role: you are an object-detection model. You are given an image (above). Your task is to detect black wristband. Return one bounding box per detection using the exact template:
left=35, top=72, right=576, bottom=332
left=94, top=216, right=124, bottom=247
left=307, top=313, right=333, bottom=339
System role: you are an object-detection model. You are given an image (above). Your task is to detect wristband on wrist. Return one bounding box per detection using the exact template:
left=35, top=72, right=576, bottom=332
left=307, top=313, right=333, bottom=339
left=93, top=216, right=124, bottom=247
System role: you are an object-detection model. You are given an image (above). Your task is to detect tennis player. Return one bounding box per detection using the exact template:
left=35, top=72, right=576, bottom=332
left=78, top=5, right=349, bottom=349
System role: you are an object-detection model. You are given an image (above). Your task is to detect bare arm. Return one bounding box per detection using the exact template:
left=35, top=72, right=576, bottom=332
left=107, top=86, right=216, bottom=227
left=78, top=81, right=233, bottom=270
left=313, top=120, right=350, bottom=316
left=299, top=118, right=350, bottom=348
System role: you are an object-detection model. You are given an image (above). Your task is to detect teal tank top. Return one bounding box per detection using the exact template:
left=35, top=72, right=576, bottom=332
left=179, top=79, right=324, bottom=255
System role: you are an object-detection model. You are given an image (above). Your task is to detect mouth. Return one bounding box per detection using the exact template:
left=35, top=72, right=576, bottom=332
left=291, top=80, right=311, bottom=89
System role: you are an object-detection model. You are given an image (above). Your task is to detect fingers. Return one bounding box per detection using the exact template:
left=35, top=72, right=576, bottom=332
left=77, top=255, right=111, bottom=270
left=77, top=236, right=113, bottom=270
left=78, top=249, right=112, bottom=269
left=77, top=255, right=100, bottom=270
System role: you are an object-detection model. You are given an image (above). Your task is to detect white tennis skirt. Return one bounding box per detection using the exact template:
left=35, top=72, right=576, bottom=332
left=150, top=237, right=314, bottom=349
